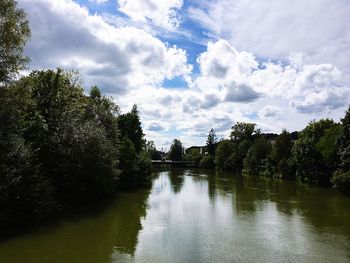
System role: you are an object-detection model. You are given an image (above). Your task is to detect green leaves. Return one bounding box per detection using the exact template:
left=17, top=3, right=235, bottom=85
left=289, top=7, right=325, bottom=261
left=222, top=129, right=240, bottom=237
left=169, top=139, right=183, bottom=161
left=206, top=128, right=217, bottom=156
left=290, top=119, right=339, bottom=186
left=0, top=0, right=31, bottom=83
left=332, top=106, right=350, bottom=193
left=0, top=69, right=123, bottom=227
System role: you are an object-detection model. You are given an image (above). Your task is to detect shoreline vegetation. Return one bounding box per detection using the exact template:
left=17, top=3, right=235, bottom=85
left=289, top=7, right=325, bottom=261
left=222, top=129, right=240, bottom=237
left=0, top=0, right=158, bottom=230
left=171, top=113, right=350, bottom=195
left=0, top=69, right=154, bottom=229
left=0, top=0, right=349, bottom=232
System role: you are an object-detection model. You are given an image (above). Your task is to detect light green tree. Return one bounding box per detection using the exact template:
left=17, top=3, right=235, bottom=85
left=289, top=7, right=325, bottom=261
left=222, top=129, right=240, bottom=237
left=0, top=0, right=31, bottom=83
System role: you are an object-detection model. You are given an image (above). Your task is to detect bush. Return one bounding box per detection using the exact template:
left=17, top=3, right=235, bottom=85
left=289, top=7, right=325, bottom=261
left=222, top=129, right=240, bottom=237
left=0, top=135, right=55, bottom=227
left=199, top=155, right=215, bottom=169
left=332, top=171, right=350, bottom=194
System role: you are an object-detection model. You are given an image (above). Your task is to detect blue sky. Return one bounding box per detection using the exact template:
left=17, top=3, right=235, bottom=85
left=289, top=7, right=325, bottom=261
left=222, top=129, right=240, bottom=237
left=18, top=0, right=350, bottom=149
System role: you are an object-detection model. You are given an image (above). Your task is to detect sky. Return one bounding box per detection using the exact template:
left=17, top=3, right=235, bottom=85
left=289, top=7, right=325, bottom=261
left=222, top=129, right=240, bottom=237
left=18, top=0, right=350, bottom=150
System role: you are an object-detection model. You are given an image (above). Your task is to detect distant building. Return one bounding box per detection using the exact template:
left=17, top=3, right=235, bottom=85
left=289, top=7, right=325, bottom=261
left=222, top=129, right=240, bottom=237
left=185, top=146, right=207, bottom=155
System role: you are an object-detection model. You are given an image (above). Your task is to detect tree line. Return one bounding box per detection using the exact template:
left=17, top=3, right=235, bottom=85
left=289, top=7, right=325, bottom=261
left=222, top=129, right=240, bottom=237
left=0, top=1, right=154, bottom=228
left=170, top=111, right=350, bottom=194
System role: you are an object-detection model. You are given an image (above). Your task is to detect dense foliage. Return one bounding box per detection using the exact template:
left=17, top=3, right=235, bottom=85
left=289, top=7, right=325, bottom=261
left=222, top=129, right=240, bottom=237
left=332, top=107, right=350, bottom=193
left=169, top=139, right=183, bottom=161
left=117, top=104, right=152, bottom=182
left=0, top=69, right=152, bottom=227
left=206, top=129, right=217, bottom=156
left=184, top=111, right=350, bottom=194
left=0, top=0, right=31, bottom=84
left=0, top=1, right=154, bottom=228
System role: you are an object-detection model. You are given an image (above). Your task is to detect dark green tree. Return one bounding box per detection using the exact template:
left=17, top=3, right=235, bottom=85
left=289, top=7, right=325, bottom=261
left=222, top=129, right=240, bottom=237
left=206, top=128, right=218, bottom=156
left=118, top=104, right=144, bottom=153
left=185, top=147, right=202, bottom=167
left=230, top=122, right=259, bottom=143
left=215, top=140, right=235, bottom=170
left=243, top=137, right=271, bottom=176
left=119, top=137, right=137, bottom=178
left=0, top=0, right=31, bottom=83
left=290, top=119, right=338, bottom=186
left=332, top=107, right=350, bottom=193
left=271, top=130, right=293, bottom=179
left=316, top=125, right=341, bottom=170
left=199, top=155, right=215, bottom=169
left=169, top=139, right=183, bottom=161
left=145, top=140, right=161, bottom=160
left=86, top=86, right=120, bottom=144
left=0, top=69, right=121, bottom=227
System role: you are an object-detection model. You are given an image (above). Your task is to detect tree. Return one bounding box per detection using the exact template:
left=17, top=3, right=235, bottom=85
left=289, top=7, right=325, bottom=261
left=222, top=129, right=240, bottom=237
left=145, top=140, right=161, bottom=160
left=199, top=155, right=215, bottom=169
left=86, top=86, right=120, bottom=144
left=290, top=119, right=338, bottom=186
left=215, top=140, right=235, bottom=170
left=230, top=122, right=259, bottom=143
left=243, top=137, right=271, bottom=176
left=185, top=147, right=202, bottom=167
left=271, top=130, right=293, bottom=178
left=332, top=106, right=350, bottom=193
left=206, top=128, right=217, bottom=156
left=316, top=125, right=341, bottom=170
left=169, top=139, right=183, bottom=161
left=119, top=137, right=137, bottom=177
left=118, top=104, right=144, bottom=153
left=0, top=0, right=31, bottom=83
left=272, top=130, right=292, bottom=161
left=0, top=69, right=122, bottom=227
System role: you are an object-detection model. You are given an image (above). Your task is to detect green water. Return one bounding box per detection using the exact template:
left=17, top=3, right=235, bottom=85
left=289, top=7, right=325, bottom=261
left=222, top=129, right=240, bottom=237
left=0, top=169, right=349, bottom=262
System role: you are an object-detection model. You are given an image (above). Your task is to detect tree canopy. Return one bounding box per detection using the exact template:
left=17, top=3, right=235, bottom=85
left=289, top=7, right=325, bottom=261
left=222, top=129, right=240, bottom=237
left=169, top=139, right=183, bottom=161
left=230, top=122, right=259, bottom=143
left=0, top=0, right=31, bottom=84
left=206, top=128, right=218, bottom=156
left=332, top=106, right=350, bottom=193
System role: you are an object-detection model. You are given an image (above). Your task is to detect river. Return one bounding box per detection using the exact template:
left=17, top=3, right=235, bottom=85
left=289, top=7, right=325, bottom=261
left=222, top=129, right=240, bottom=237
left=0, top=169, right=349, bottom=262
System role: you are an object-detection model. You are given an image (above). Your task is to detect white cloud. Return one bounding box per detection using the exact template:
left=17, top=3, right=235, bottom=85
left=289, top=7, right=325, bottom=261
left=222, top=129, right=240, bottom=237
left=118, top=39, right=349, bottom=147
left=19, top=0, right=191, bottom=94
left=188, top=0, right=350, bottom=82
left=292, top=90, right=346, bottom=113
left=117, top=0, right=183, bottom=30
left=145, top=120, right=170, bottom=132
left=225, top=83, right=260, bottom=103
left=259, top=105, right=281, bottom=119
left=197, top=39, right=257, bottom=81
left=17, top=0, right=350, bottom=149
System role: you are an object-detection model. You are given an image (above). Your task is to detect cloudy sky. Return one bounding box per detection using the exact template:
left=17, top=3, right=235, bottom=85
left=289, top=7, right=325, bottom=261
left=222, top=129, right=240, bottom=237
left=18, top=0, right=350, bottom=149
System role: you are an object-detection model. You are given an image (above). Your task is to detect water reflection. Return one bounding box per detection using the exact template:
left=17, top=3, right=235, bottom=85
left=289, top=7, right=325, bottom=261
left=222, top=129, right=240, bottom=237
left=0, top=186, right=151, bottom=263
left=0, top=169, right=349, bottom=262
left=168, top=169, right=184, bottom=193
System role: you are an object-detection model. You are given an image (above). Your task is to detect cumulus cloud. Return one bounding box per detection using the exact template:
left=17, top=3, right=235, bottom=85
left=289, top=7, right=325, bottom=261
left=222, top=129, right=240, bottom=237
left=259, top=105, right=281, bottom=118
left=145, top=121, right=170, bottom=132
left=292, top=90, right=346, bottom=113
left=197, top=39, right=258, bottom=81
left=17, top=0, right=350, bottom=148
left=250, top=61, right=348, bottom=112
left=225, top=83, right=260, bottom=103
left=117, top=0, right=183, bottom=30
left=188, top=0, right=350, bottom=80
left=118, top=39, right=348, bottom=146
left=19, top=0, right=191, bottom=94
left=191, top=39, right=261, bottom=105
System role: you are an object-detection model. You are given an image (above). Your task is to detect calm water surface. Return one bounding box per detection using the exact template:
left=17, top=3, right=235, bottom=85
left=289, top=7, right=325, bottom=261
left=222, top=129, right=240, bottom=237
left=0, top=169, right=350, bottom=262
